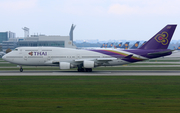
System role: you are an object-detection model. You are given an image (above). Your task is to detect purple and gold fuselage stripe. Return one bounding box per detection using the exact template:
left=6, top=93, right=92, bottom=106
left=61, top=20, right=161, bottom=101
left=90, top=50, right=144, bottom=62
left=105, top=50, right=144, bottom=61
left=103, top=50, right=127, bottom=56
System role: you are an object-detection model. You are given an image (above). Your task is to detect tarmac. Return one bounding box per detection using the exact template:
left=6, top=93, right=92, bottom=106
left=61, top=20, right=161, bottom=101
left=0, top=70, right=180, bottom=76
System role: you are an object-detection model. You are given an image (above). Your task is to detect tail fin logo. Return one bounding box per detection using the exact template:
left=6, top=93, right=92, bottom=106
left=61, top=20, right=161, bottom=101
left=135, top=43, right=138, bottom=47
left=154, top=32, right=169, bottom=45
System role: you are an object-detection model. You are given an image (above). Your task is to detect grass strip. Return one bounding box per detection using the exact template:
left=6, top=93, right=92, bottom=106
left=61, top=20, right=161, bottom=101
left=0, top=76, right=180, bottom=113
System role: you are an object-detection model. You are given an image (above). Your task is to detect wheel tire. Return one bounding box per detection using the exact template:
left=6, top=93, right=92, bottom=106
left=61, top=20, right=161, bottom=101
left=20, top=68, right=23, bottom=72
left=81, top=68, right=84, bottom=72
left=85, top=68, right=88, bottom=72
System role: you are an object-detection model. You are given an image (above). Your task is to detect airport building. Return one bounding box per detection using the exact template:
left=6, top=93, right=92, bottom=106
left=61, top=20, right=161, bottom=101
left=1, top=24, right=76, bottom=52
left=2, top=38, right=21, bottom=52
left=0, top=31, right=16, bottom=43
left=17, top=35, right=74, bottom=48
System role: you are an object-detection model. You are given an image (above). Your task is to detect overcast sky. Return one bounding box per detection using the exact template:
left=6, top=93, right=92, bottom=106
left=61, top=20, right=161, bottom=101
left=0, top=0, right=180, bottom=41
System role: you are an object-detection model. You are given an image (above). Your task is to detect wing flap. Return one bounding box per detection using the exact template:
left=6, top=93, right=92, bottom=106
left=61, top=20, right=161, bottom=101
left=96, top=58, right=117, bottom=61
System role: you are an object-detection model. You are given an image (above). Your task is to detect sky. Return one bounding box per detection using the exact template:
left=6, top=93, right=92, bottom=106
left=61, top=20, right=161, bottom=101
left=0, top=0, right=180, bottom=41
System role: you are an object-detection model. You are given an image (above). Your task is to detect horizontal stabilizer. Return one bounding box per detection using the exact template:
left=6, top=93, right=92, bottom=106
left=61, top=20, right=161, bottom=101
left=123, top=54, right=133, bottom=59
left=148, top=50, right=174, bottom=56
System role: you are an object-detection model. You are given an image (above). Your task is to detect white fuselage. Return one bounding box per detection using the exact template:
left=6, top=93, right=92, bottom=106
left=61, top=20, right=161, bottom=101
left=3, top=47, right=146, bottom=67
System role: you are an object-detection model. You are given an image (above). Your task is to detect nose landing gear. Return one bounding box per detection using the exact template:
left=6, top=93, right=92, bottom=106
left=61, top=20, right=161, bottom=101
left=20, top=66, right=23, bottom=72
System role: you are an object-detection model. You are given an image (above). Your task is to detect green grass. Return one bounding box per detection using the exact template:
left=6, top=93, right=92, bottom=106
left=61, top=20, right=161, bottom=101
left=0, top=63, right=17, bottom=66
left=0, top=76, right=180, bottom=113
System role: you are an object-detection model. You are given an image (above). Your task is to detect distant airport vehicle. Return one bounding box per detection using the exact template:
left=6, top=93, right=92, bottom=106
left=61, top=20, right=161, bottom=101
left=130, top=41, right=140, bottom=49
left=2, top=25, right=177, bottom=72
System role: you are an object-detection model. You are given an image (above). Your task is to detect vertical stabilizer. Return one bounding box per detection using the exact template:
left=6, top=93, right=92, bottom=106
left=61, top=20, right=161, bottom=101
left=101, top=43, right=105, bottom=48
left=69, top=24, right=76, bottom=44
left=116, top=42, right=122, bottom=48
left=130, top=41, right=140, bottom=49
left=139, top=25, right=177, bottom=49
left=107, top=43, right=114, bottom=48
left=177, top=46, right=180, bottom=50
left=121, top=42, right=129, bottom=49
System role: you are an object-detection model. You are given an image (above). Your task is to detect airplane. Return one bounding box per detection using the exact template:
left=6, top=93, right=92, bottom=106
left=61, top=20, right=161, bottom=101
left=120, top=42, right=129, bottom=49
left=101, top=43, right=115, bottom=48
left=100, top=43, right=105, bottom=48
left=176, top=46, right=180, bottom=50
left=115, top=42, right=129, bottom=49
left=115, top=42, right=122, bottom=48
left=104, top=43, right=108, bottom=48
left=2, top=24, right=177, bottom=72
left=130, top=41, right=140, bottom=49
left=139, top=41, right=147, bottom=48
left=107, top=43, right=114, bottom=48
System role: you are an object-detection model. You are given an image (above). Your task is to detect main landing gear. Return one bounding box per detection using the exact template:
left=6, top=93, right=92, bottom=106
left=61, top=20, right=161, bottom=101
left=77, top=68, right=92, bottom=72
left=20, top=66, right=23, bottom=72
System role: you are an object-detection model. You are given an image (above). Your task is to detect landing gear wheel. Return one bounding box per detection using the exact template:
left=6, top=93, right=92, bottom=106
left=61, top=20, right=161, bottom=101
left=78, top=69, right=81, bottom=72
left=80, top=68, right=84, bottom=72
left=85, top=68, right=88, bottom=72
left=77, top=68, right=85, bottom=72
left=85, top=68, right=92, bottom=72
left=20, top=68, right=23, bottom=72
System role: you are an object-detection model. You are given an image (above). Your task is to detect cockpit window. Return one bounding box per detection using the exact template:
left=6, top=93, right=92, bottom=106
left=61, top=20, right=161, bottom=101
left=13, top=49, right=18, bottom=51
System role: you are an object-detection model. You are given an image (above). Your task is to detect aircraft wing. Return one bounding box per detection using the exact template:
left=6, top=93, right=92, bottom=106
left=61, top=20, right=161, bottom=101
left=75, top=58, right=117, bottom=62
left=48, top=54, right=133, bottom=65
left=148, top=50, right=173, bottom=56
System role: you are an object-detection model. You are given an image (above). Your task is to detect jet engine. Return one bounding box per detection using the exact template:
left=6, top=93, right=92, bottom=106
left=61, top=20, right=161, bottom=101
left=59, top=62, right=70, bottom=69
left=83, top=61, right=94, bottom=68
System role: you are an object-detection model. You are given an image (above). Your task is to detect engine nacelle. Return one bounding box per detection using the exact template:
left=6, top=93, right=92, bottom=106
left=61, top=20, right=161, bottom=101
left=59, top=62, right=70, bottom=69
left=83, top=61, right=94, bottom=68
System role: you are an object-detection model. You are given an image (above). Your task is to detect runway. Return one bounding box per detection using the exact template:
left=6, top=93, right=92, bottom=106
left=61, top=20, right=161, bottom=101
left=0, top=70, right=180, bottom=76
